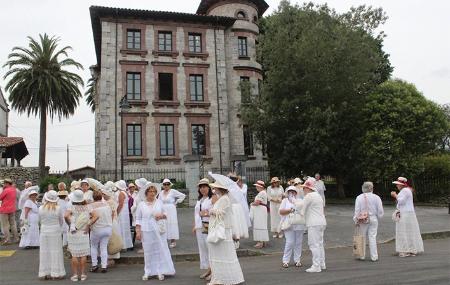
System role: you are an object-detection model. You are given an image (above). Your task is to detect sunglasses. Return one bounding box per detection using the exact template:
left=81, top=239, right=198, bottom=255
left=163, top=183, right=171, bottom=186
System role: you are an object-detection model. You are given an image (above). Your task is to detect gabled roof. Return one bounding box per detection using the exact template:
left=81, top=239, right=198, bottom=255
left=197, top=0, right=269, bottom=17
left=67, top=165, right=95, bottom=173
left=90, top=6, right=236, bottom=66
left=0, top=137, right=29, bottom=161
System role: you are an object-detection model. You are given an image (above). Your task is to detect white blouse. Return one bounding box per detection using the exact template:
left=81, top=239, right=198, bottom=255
left=90, top=201, right=113, bottom=230
left=159, top=189, right=186, bottom=205
left=353, top=192, right=384, bottom=222
left=39, top=206, right=63, bottom=233
left=396, top=187, right=415, bottom=212
left=136, top=199, right=166, bottom=232
left=194, top=197, right=212, bottom=229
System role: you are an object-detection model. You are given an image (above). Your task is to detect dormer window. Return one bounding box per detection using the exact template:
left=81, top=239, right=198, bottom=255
left=236, top=10, right=247, bottom=19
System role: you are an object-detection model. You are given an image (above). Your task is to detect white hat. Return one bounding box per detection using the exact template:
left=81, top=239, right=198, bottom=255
left=69, top=190, right=85, bottom=203
left=286, top=185, right=299, bottom=194
left=101, top=181, right=116, bottom=197
left=115, top=180, right=127, bottom=191
left=135, top=178, right=149, bottom=190
left=44, top=190, right=59, bottom=203
left=81, top=179, right=89, bottom=185
left=86, top=178, right=104, bottom=192
left=392, top=177, right=409, bottom=186
left=162, top=178, right=173, bottom=186
left=293, top=178, right=303, bottom=185
left=209, top=181, right=228, bottom=191
left=28, top=189, right=39, bottom=197
left=138, top=182, right=162, bottom=201
left=70, top=180, right=82, bottom=191
left=104, top=181, right=118, bottom=192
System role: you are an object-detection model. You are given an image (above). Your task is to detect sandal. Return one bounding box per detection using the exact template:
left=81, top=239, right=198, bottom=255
left=295, top=261, right=302, bottom=267
left=90, top=266, right=99, bottom=273
left=80, top=274, right=87, bottom=281
left=70, top=275, right=79, bottom=282
left=282, top=263, right=289, bottom=268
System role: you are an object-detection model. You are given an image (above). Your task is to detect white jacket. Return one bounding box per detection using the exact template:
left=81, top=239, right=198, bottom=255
left=301, top=191, right=326, bottom=227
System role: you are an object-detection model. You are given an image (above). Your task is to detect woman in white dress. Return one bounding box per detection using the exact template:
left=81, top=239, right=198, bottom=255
left=65, top=189, right=91, bottom=281
left=193, top=178, right=213, bottom=280
left=279, top=186, right=305, bottom=268
left=38, top=190, right=65, bottom=280
left=267, top=177, right=284, bottom=238
left=207, top=180, right=244, bottom=285
left=226, top=174, right=249, bottom=249
left=102, top=182, right=121, bottom=261
left=19, top=189, right=40, bottom=249
left=353, top=182, right=384, bottom=261
left=115, top=180, right=133, bottom=250
left=136, top=182, right=175, bottom=281
left=237, top=177, right=251, bottom=227
left=250, top=180, right=269, bottom=248
left=57, top=184, right=70, bottom=247
left=391, top=177, right=424, bottom=257
left=159, top=178, right=186, bottom=248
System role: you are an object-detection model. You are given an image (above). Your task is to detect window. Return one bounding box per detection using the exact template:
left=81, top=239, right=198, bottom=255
left=126, top=72, right=141, bottom=100
left=236, top=11, right=246, bottom=19
left=188, top=33, right=202, bottom=53
left=238, top=37, right=248, bottom=57
left=127, top=29, right=141, bottom=50
left=243, top=125, right=254, bottom=156
left=158, top=73, right=173, bottom=100
left=191, top=124, right=206, bottom=155
left=158, top=31, right=172, bottom=51
left=240, top=76, right=251, bottom=103
left=127, top=124, right=142, bottom=156
left=160, top=124, right=175, bottom=156
left=189, top=75, right=204, bottom=101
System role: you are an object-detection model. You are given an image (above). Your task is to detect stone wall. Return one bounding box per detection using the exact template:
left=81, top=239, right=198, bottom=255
left=0, top=167, right=48, bottom=187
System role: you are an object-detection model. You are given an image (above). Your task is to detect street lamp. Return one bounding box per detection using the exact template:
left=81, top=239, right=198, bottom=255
left=119, top=95, right=131, bottom=180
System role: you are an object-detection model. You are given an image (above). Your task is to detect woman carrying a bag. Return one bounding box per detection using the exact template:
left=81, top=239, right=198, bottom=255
left=136, top=182, right=175, bottom=281
left=279, top=186, right=305, bottom=268
left=207, top=181, right=244, bottom=285
left=353, top=182, right=384, bottom=261
left=391, top=177, right=424, bottom=257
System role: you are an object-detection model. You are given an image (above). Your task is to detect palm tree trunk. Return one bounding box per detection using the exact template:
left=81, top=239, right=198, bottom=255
left=39, top=108, right=47, bottom=177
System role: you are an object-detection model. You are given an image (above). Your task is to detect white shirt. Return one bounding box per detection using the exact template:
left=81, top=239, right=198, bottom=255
left=301, top=191, right=326, bottom=227
left=279, top=197, right=305, bottom=231
left=158, top=189, right=186, bottom=205
left=396, top=187, right=415, bottom=212
left=314, top=180, right=326, bottom=199
left=353, top=192, right=384, bottom=222
left=135, top=199, right=165, bottom=232
left=194, top=197, right=212, bottom=229
left=90, top=201, right=113, bottom=230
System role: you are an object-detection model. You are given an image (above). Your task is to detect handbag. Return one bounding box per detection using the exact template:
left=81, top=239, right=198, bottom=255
left=392, top=209, right=401, bottom=222
left=356, top=194, right=369, bottom=224
left=201, top=221, right=209, bottom=234
left=75, top=212, right=90, bottom=231
left=352, top=225, right=365, bottom=258
left=207, top=216, right=226, bottom=244
left=107, top=229, right=124, bottom=255
left=157, top=220, right=166, bottom=234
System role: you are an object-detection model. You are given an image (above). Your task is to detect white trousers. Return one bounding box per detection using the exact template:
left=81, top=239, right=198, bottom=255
left=196, top=229, right=209, bottom=269
left=90, top=227, right=112, bottom=268
left=359, top=216, right=379, bottom=260
left=282, top=229, right=304, bottom=263
left=307, top=225, right=325, bottom=268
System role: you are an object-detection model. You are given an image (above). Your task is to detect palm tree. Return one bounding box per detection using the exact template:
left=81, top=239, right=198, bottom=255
left=85, top=77, right=96, bottom=113
left=3, top=34, right=84, bottom=176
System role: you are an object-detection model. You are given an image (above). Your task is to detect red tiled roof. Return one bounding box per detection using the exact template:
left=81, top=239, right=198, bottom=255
left=0, top=137, right=24, bottom=147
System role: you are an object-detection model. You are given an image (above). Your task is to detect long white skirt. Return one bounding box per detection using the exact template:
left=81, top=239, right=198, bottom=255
left=39, top=227, right=66, bottom=278
left=269, top=201, right=281, bottom=232
left=163, top=204, right=179, bottom=240
left=196, top=229, right=209, bottom=270
left=118, top=209, right=133, bottom=249
left=250, top=205, right=269, bottom=242
left=19, top=214, right=40, bottom=248
left=142, top=229, right=175, bottom=276
left=231, top=204, right=249, bottom=239
left=208, top=228, right=244, bottom=284
left=395, top=211, right=424, bottom=254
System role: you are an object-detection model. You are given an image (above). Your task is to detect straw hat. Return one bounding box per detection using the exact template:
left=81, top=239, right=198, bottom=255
left=392, top=177, right=408, bottom=186
left=198, top=178, right=210, bottom=187
left=57, top=190, right=69, bottom=196
left=44, top=190, right=59, bottom=203
left=300, top=177, right=316, bottom=191
left=28, top=189, right=39, bottom=197
left=70, top=180, right=82, bottom=191
left=69, top=190, right=85, bottom=203
left=209, top=181, right=228, bottom=191
left=128, top=182, right=136, bottom=189
left=253, top=180, right=266, bottom=188
left=293, top=178, right=303, bottom=186
left=162, top=178, right=173, bottom=186
left=270, top=177, right=281, bottom=183
left=4, top=178, right=13, bottom=184
left=115, top=180, right=127, bottom=191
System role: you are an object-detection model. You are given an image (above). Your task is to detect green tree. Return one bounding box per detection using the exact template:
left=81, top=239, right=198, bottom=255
left=242, top=1, right=392, bottom=197
left=3, top=34, right=84, bottom=176
left=85, top=77, right=97, bottom=113
left=439, top=103, right=450, bottom=151
left=359, top=80, right=449, bottom=180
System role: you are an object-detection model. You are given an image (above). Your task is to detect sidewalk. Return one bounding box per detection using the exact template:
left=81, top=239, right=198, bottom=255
left=120, top=205, right=450, bottom=262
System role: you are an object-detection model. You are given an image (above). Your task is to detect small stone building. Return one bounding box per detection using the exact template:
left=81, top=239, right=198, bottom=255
left=90, top=0, right=269, bottom=180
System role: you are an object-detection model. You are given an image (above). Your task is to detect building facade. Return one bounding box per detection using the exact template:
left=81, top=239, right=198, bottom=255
left=90, top=0, right=269, bottom=179
left=0, top=88, right=8, bottom=137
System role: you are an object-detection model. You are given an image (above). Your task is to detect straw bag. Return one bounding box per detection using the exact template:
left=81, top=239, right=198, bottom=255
left=108, top=230, right=124, bottom=255
left=352, top=225, right=365, bottom=258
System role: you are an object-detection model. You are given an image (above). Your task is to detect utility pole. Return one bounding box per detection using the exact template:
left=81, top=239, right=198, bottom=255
left=66, top=144, right=69, bottom=177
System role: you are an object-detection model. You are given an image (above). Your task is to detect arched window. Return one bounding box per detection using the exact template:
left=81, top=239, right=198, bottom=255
left=236, top=10, right=247, bottom=19
left=253, top=15, right=258, bottom=22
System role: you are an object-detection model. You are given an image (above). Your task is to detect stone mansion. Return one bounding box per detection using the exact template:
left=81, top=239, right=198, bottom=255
left=90, top=0, right=269, bottom=180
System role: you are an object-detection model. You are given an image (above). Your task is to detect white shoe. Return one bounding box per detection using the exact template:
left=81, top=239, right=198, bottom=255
left=320, top=263, right=326, bottom=270
left=306, top=266, right=322, bottom=273
left=158, top=274, right=165, bottom=281
left=234, top=240, right=240, bottom=249
left=142, top=275, right=149, bottom=281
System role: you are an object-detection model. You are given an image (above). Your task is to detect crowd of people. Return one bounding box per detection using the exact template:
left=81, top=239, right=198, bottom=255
left=0, top=173, right=425, bottom=284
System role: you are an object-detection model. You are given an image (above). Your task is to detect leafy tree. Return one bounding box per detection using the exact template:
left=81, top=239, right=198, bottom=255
left=85, top=77, right=97, bottom=113
left=359, top=80, right=449, bottom=180
left=242, top=1, right=392, bottom=197
left=439, top=103, right=450, bottom=151
left=3, top=34, right=84, bottom=176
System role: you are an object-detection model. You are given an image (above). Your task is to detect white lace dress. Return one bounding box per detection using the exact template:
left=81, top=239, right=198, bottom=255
left=158, top=189, right=186, bottom=240
left=207, top=194, right=244, bottom=284
left=39, top=205, right=66, bottom=278
left=118, top=191, right=133, bottom=249
left=66, top=205, right=90, bottom=257
left=19, top=199, right=40, bottom=248
left=267, top=186, right=284, bottom=232
left=250, top=190, right=269, bottom=242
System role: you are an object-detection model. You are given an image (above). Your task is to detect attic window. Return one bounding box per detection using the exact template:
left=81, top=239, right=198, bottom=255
left=236, top=10, right=247, bottom=19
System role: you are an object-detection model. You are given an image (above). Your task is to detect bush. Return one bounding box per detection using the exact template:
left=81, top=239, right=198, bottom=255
left=39, top=176, right=71, bottom=193
left=420, top=153, right=450, bottom=177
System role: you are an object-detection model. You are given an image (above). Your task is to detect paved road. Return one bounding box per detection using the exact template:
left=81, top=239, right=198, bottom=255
left=1, top=238, right=449, bottom=284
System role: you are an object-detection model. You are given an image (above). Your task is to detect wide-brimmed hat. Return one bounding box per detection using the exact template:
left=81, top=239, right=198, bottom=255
left=3, top=178, right=13, bottom=184
left=293, top=178, right=303, bottom=186
left=135, top=178, right=150, bottom=189
left=198, top=178, right=210, bottom=187
left=57, top=190, right=69, bottom=196
left=104, top=181, right=117, bottom=192
left=254, top=180, right=266, bottom=188
left=300, top=177, right=316, bottom=191
left=209, top=181, right=228, bottom=191
left=86, top=178, right=103, bottom=192
left=69, top=189, right=85, bottom=203
left=286, top=185, right=299, bottom=194
left=44, top=190, right=59, bottom=203
left=28, top=189, right=39, bottom=197
left=70, top=180, right=82, bottom=191
left=115, top=180, right=127, bottom=191
left=162, top=178, right=173, bottom=186
left=138, top=182, right=162, bottom=201
left=392, top=177, right=408, bottom=186
left=80, top=179, right=89, bottom=185
left=270, top=177, right=281, bottom=183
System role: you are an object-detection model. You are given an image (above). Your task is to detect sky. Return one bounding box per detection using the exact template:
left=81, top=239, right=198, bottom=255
left=0, top=0, right=449, bottom=172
